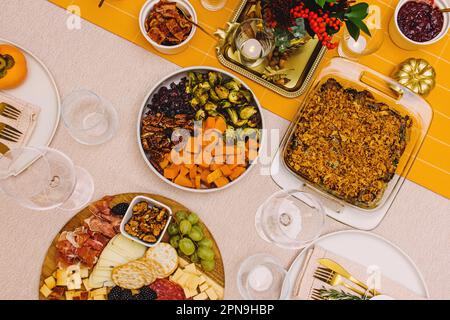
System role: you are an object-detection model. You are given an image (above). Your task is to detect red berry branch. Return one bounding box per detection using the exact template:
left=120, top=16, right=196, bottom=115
left=263, top=0, right=370, bottom=50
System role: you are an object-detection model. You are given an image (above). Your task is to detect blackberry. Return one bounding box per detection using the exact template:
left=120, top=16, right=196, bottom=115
left=120, top=289, right=134, bottom=300
left=111, top=203, right=129, bottom=216
left=135, top=287, right=157, bottom=300
left=107, top=286, right=124, bottom=300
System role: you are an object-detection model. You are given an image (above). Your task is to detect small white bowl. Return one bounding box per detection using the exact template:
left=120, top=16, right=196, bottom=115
left=389, top=0, right=450, bottom=50
left=139, top=0, right=197, bottom=55
left=120, top=195, right=172, bottom=247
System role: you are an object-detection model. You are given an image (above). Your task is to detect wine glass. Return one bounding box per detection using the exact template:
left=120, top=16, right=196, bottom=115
left=234, top=19, right=275, bottom=67
left=338, top=5, right=385, bottom=59
left=0, top=146, right=94, bottom=211
left=255, top=189, right=325, bottom=249
left=62, top=89, right=119, bottom=145
left=237, top=254, right=289, bottom=300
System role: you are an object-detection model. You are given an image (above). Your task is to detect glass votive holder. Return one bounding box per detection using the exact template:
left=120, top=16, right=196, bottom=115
left=234, top=19, right=275, bottom=67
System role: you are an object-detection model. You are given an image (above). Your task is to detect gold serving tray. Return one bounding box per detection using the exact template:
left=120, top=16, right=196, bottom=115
left=216, top=0, right=327, bottom=98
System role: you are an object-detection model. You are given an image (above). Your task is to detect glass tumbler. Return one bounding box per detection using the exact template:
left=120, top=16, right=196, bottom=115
left=200, top=0, right=227, bottom=11
left=237, top=254, right=289, bottom=300
left=338, top=5, right=385, bottom=59
left=234, top=19, right=275, bottom=67
left=255, top=189, right=325, bottom=249
left=62, top=89, right=119, bottom=145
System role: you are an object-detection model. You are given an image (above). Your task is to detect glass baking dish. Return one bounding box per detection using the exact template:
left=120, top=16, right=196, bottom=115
left=280, top=58, right=433, bottom=212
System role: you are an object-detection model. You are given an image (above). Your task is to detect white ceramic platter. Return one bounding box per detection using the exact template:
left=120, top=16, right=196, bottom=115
left=137, top=66, right=266, bottom=193
left=0, top=38, right=60, bottom=173
left=281, top=230, right=429, bottom=299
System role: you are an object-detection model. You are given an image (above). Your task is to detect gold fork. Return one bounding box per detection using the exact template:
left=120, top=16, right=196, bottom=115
left=0, top=102, right=21, bottom=121
left=313, top=267, right=369, bottom=297
left=0, top=123, right=23, bottom=143
left=311, top=288, right=324, bottom=300
left=0, top=141, right=9, bottom=155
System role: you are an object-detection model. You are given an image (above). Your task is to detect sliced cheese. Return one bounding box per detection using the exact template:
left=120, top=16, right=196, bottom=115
left=193, top=292, right=208, bottom=300
left=56, top=269, right=67, bottom=286
left=199, top=283, right=209, bottom=292
left=40, top=284, right=52, bottom=298
left=205, top=288, right=218, bottom=300
left=44, top=276, right=56, bottom=290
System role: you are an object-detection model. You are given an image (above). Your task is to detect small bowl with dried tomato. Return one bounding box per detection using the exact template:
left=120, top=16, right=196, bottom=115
left=120, top=196, right=172, bottom=247
left=139, top=0, right=197, bottom=55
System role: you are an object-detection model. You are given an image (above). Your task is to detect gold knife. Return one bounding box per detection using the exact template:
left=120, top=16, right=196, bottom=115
left=0, top=141, right=9, bottom=155
left=318, top=258, right=381, bottom=296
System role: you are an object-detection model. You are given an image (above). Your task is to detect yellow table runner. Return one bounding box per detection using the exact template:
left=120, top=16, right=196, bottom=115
left=48, top=0, right=450, bottom=199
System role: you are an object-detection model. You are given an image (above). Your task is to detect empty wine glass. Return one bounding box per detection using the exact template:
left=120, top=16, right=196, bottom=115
left=0, top=146, right=94, bottom=211
left=237, top=254, right=289, bottom=300
left=255, top=189, right=325, bottom=249
left=62, top=89, right=119, bottom=145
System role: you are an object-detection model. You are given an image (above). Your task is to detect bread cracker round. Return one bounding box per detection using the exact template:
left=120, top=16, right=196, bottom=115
left=127, top=260, right=156, bottom=285
left=111, top=264, right=145, bottom=290
left=145, top=243, right=179, bottom=278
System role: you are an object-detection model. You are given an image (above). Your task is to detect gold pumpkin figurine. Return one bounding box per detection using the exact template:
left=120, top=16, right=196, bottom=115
left=393, top=58, right=436, bottom=96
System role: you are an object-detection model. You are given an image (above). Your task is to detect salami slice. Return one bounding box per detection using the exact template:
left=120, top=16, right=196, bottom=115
left=149, top=279, right=186, bottom=300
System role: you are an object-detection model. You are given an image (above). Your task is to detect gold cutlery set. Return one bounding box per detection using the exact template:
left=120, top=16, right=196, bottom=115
left=310, top=258, right=381, bottom=300
left=0, top=102, right=23, bottom=155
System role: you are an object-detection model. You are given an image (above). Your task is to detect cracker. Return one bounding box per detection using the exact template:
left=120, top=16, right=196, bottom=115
left=111, top=264, right=145, bottom=290
left=145, top=243, right=179, bottom=277
left=128, top=260, right=156, bottom=285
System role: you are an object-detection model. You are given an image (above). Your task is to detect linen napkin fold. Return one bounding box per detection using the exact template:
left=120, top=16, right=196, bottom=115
left=292, top=245, right=424, bottom=300
left=0, top=91, right=40, bottom=150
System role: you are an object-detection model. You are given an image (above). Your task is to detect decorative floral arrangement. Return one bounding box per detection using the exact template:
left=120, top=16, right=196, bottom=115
left=262, top=0, right=371, bottom=50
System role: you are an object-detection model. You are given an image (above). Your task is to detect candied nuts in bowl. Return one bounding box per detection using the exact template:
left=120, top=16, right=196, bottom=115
left=120, top=196, right=172, bottom=247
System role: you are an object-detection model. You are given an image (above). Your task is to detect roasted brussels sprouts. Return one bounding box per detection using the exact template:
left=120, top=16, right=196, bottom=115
left=215, top=85, right=230, bottom=100
left=207, top=110, right=220, bottom=117
left=226, top=109, right=248, bottom=127
left=219, top=100, right=232, bottom=109
left=195, top=109, right=206, bottom=121
left=198, top=93, right=209, bottom=106
left=226, top=108, right=239, bottom=124
left=239, top=106, right=258, bottom=120
left=224, top=80, right=241, bottom=91
left=188, top=72, right=196, bottom=85
left=195, top=72, right=204, bottom=82
left=204, top=102, right=218, bottom=112
left=240, top=90, right=252, bottom=103
left=228, top=90, right=245, bottom=104
left=209, top=89, right=220, bottom=102
left=208, top=72, right=219, bottom=86
left=190, top=97, right=200, bottom=108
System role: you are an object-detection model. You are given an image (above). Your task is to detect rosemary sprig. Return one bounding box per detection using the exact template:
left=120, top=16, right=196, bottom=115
left=317, top=287, right=368, bottom=300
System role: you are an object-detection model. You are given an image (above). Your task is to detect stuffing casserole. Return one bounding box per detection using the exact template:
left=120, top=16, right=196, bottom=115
left=284, top=78, right=412, bottom=208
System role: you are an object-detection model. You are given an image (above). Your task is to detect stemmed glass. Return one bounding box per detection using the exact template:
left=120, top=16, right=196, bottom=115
left=0, top=146, right=94, bottom=211
left=255, top=189, right=325, bottom=249
left=238, top=189, right=325, bottom=300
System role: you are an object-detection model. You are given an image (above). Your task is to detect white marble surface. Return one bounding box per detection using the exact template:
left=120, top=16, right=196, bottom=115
left=0, top=0, right=448, bottom=299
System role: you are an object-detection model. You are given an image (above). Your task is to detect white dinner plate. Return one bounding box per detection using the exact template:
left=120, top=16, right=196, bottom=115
left=0, top=38, right=60, bottom=173
left=281, top=230, right=429, bottom=299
